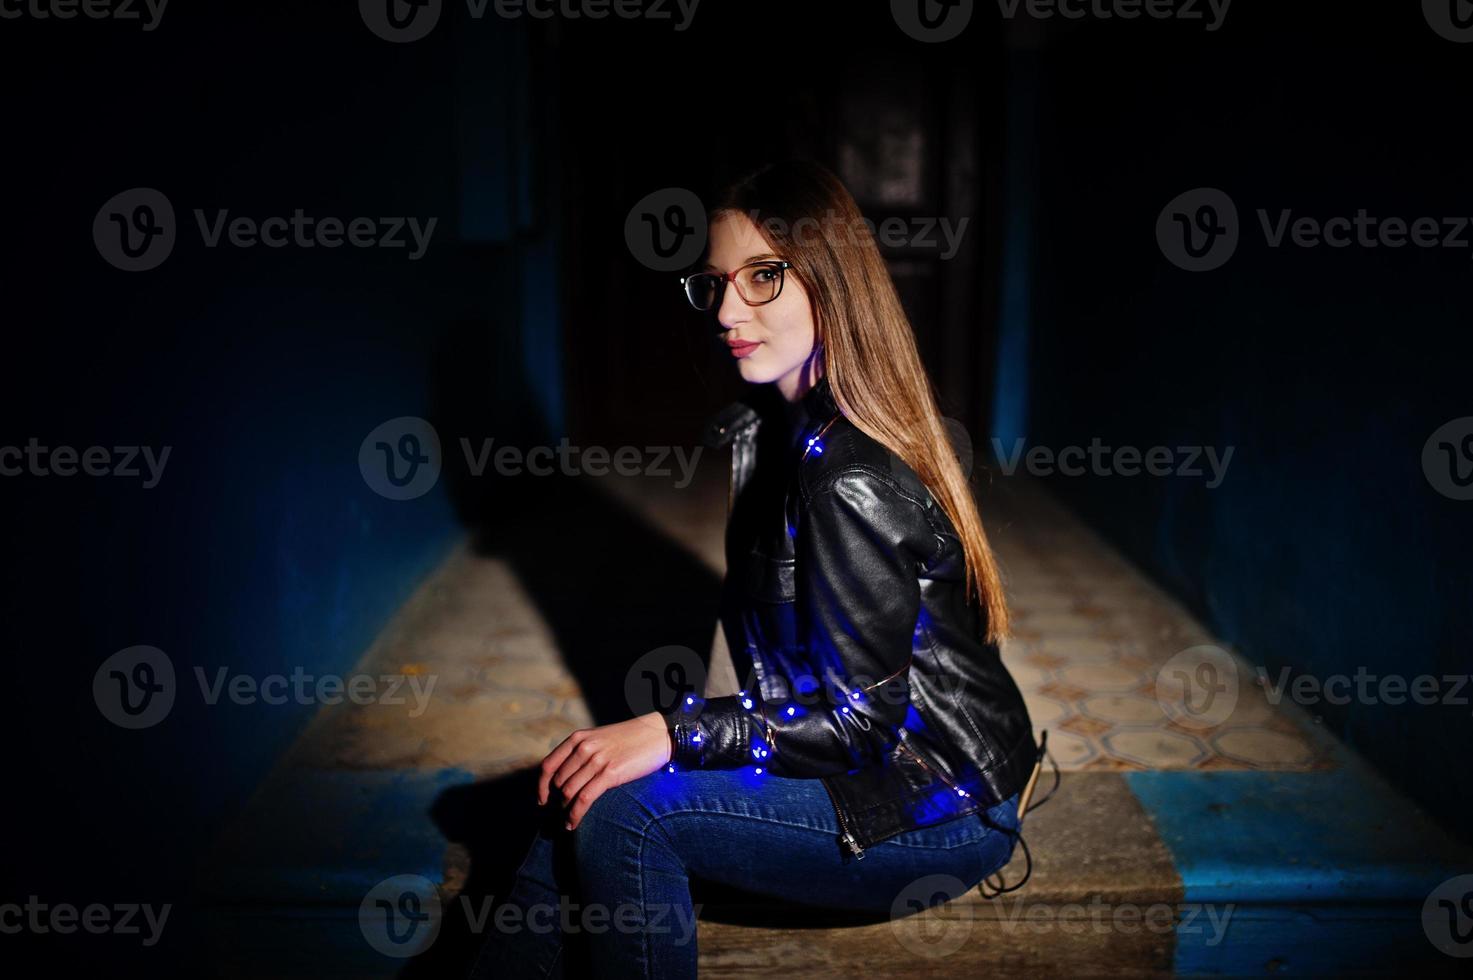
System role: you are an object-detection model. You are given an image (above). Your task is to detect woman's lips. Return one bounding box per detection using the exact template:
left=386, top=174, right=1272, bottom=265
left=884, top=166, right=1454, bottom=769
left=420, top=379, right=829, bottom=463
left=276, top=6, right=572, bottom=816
left=728, top=340, right=761, bottom=359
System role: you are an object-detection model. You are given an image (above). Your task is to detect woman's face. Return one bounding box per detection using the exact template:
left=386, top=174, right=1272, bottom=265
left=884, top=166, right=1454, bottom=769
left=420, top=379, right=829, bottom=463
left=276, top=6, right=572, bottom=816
left=705, top=211, right=820, bottom=402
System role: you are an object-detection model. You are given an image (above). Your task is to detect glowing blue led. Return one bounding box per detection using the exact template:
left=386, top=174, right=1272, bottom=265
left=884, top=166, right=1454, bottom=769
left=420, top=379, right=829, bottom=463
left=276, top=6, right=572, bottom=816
left=667, top=764, right=675, bottom=773
left=692, top=732, right=702, bottom=743
left=849, top=691, right=861, bottom=700
left=785, top=706, right=795, bottom=716
left=685, top=696, right=695, bottom=706
left=805, top=435, right=825, bottom=455
left=754, top=767, right=764, bottom=774
left=741, top=698, right=753, bottom=710
left=840, top=706, right=850, bottom=713
left=956, top=788, right=969, bottom=797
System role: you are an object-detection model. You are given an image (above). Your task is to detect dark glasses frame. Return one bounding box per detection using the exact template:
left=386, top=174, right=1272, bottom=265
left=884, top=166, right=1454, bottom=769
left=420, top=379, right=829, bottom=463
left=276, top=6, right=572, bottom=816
left=679, top=260, right=792, bottom=312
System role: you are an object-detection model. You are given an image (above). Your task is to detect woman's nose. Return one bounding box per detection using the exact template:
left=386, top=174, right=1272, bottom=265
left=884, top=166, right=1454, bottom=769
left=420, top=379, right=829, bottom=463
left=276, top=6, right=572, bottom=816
left=717, top=284, right=751, bottom=330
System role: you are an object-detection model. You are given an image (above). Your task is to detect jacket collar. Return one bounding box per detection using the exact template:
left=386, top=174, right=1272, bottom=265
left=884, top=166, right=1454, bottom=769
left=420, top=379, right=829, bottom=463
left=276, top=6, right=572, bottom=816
left=701, top=374, right=839, bottom=451
left=801, top=373, right=838, bottom=419
left=787, top=373, right=840, bottom=452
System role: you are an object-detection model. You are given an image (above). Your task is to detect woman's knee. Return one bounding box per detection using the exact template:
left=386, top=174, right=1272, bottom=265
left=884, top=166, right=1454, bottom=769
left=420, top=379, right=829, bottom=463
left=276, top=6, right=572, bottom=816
left=570, top=779, right=661, bottom=866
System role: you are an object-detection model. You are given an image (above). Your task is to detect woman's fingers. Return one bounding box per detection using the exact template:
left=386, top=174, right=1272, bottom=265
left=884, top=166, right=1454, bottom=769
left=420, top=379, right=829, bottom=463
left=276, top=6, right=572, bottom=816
left=545, top=734, right=602, bottom=805
left=537, top=731, right=584, bottom=804
left=556, top=745, right=604, bottom=812
left=564, top=769, right=615, bottom=830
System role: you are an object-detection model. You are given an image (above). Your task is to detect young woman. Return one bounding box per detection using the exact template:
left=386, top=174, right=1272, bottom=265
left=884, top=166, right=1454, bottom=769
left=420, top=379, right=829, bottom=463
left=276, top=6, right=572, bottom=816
left=469, top=160, right=1041, bottom=979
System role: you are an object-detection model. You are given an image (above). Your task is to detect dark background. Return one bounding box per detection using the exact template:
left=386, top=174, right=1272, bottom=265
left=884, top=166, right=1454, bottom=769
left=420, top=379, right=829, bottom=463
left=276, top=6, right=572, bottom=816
left=1, top=1, right=1470, bottom=974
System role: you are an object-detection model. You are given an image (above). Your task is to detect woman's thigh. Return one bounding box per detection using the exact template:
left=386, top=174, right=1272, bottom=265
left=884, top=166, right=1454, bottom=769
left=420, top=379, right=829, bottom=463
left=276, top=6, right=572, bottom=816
left=583, top=767, right=1019, bottom=916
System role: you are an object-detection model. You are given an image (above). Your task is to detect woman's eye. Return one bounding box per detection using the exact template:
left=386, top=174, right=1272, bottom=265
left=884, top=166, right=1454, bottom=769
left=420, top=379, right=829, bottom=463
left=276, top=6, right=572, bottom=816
left=752, top=268, right=777, bottom=282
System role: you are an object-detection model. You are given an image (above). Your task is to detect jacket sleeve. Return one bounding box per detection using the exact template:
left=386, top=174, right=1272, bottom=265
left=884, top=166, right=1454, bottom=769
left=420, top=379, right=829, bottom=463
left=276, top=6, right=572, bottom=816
left=662, top=468, right=931, bottom=777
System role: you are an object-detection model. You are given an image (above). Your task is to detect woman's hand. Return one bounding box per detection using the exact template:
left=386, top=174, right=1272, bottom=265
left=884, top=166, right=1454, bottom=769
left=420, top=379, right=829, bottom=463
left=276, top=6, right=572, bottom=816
left=537, top=711, right=673, bottom=831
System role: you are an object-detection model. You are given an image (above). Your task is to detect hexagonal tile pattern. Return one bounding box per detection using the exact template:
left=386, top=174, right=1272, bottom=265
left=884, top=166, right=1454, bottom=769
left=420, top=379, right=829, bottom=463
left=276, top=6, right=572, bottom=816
left=1103, top=729, right=1209, bottom=769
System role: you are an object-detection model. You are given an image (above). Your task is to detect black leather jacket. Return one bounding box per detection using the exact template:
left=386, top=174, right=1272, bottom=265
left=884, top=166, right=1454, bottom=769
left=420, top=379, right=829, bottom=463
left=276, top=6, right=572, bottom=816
left=662, top=375, right=1039, bottom=860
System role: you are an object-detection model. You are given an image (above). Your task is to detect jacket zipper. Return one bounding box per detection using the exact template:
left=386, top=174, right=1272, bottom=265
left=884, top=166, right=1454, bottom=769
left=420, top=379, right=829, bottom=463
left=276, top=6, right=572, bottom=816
left=737, top=413, right=866, bottom=860
left=822, top=741, right=967, bottom=863
left=820, top=776, right=866, bottom=860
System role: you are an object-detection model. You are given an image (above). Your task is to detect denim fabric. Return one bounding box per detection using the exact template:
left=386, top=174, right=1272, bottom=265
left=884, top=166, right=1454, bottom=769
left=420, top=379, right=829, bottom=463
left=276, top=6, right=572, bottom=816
left=467, top=766, right=1021, bottom=979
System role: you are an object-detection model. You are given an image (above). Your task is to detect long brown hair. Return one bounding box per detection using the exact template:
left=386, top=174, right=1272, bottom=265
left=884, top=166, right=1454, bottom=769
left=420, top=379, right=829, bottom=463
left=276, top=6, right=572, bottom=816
left=711, top=159, right=1011, bottom=643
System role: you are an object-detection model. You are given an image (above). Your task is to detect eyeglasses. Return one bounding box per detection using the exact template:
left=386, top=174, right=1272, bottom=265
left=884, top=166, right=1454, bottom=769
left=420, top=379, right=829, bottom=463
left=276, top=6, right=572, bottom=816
left=679, top=260, right=792, bottom=312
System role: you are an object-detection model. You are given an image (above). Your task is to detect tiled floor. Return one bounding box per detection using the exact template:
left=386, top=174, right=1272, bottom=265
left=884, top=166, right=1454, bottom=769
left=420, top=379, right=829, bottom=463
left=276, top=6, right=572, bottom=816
left=201, top=455, right=1462, bottom=977
left=983, top=477, right=1331, bottom=773
left=274, top=457, right=1329, bottom=798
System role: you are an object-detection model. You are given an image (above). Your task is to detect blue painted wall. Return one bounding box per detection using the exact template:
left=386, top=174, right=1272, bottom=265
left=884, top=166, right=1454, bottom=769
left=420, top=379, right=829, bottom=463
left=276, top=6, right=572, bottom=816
left=1000, top=11, right=1472, bottom=842
left=3, top=12, right=561, bottom=968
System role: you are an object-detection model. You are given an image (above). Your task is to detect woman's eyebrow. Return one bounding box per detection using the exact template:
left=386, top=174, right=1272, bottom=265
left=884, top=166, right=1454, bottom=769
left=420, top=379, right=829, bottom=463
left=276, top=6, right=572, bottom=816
left=703, top=252, right=778, bottom=271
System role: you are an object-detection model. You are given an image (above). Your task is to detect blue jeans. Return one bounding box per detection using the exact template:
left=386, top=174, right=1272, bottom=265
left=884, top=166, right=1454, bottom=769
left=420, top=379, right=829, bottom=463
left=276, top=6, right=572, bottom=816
left=466, top=766, right=1021, bottom=979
